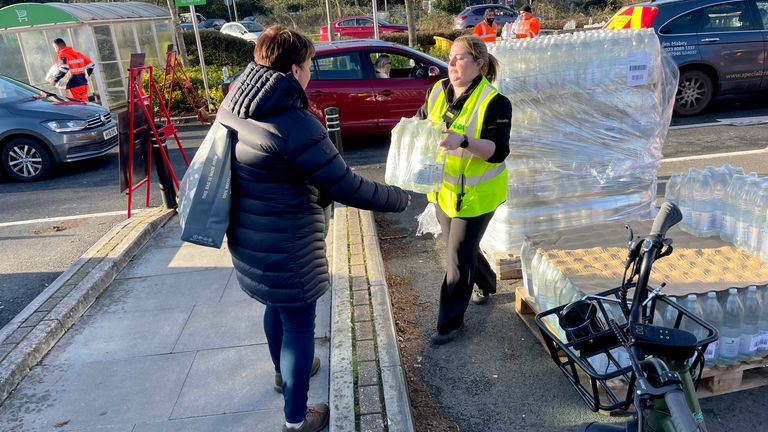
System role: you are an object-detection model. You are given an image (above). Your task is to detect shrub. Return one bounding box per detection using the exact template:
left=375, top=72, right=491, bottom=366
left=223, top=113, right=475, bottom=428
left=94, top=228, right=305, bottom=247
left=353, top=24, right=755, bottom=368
left=182, top=30, right=254, bottom=70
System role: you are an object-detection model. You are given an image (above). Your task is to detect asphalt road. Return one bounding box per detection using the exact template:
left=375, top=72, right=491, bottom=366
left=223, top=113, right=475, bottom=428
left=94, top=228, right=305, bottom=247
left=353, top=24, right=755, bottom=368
left=0, top=124, right=207, bottom=327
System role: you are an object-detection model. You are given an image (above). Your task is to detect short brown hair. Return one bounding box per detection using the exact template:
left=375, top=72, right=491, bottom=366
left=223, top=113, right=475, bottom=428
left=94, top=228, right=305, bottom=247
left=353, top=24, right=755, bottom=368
left=453, top=35, right=499, bottom=83
left=253, top=25, right=315, bottom=74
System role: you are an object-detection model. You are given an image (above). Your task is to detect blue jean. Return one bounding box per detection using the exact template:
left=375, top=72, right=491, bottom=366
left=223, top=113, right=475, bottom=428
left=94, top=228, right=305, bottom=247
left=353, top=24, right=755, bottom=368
left=263, top=301, right=317, bottom=423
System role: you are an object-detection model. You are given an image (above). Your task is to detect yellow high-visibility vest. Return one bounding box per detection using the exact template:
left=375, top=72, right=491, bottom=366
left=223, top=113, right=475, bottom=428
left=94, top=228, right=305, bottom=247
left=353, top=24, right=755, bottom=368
left=426, top=78, right=507, bottom=218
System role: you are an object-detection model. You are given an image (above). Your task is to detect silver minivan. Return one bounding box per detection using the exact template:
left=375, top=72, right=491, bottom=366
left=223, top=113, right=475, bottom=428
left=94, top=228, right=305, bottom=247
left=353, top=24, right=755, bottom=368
left=0, top=75, right=117, bottom=181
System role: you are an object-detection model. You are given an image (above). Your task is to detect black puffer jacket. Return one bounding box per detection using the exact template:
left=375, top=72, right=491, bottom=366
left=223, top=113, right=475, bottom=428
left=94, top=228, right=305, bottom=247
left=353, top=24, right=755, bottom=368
left=218, top=63, right=408, bottom=307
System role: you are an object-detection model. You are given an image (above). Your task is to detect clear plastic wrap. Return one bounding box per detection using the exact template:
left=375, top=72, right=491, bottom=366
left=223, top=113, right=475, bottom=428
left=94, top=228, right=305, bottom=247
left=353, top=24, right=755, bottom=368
left=481, top=29, right=678, bottom=255
left=416, top=202, right=442, bottom=237
left=385, top=117, right=445, bottom=194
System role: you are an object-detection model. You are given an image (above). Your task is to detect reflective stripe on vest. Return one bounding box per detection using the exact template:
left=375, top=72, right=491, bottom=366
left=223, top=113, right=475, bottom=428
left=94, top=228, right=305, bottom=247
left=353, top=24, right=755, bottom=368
left=425, top=78, right=508, bottom=218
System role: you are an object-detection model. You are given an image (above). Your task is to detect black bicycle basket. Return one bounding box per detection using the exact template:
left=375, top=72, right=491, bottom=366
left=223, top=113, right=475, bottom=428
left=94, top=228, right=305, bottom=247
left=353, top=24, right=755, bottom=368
left=534, top=286, right=718, bottom=412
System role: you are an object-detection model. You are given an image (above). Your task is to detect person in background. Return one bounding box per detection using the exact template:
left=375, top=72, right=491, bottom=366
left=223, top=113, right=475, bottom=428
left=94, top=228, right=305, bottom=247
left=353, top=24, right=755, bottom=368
left=473, top=9, right=498, bottom=43
left=374, top=54, right=392, bottom=78
left=49, top=38, right=94, bottom=102
left=516, top=5, right=541, bottom=39
left=415, top=35, right=512, bottom=345
left=218, top=25, right=410, bottom=432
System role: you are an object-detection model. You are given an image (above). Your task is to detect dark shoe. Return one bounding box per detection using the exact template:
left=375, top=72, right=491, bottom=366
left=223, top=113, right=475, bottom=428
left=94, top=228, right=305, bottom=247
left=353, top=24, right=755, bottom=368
left=275, top=356, right=321, bottom=393
left=282, top=403, right=330, bottom=432
left=430, top=324, right=465, bottom=345
left=471, top=289, right=490, bottom=305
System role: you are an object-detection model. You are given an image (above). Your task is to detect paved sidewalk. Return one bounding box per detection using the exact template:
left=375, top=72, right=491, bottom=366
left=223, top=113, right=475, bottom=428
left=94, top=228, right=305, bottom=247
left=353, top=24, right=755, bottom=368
left=0, top=206, right=414, bottom=432
left=0, top=216, right=331, bottom=431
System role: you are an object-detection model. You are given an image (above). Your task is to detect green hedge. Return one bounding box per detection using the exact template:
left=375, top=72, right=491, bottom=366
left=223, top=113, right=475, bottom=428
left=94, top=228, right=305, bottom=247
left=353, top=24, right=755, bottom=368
left=182, top=30, right=254, bottom=70
left=379, top=29, right=472, bottom=47
left=145, top=65, right=226, bottom=114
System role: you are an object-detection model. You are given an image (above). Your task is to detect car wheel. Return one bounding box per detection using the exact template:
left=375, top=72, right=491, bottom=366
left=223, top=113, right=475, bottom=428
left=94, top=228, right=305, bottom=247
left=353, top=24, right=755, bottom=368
left=675, top=70, right=714, bottom=117
left=1, top=138, right=53, bottom=182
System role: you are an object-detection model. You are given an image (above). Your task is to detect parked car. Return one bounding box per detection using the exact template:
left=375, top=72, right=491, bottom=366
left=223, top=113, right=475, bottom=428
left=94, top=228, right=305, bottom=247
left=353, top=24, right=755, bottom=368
left=0, top=75, right=118, bottom=181
left=200, top=18, right=226, bottom=30
left=454, top=5, right=519, bottom=29
left=319, top=16, right=408, bottom=41
left=605, top=0, right=768, bottom=116
left=223, top=40, right=447, bottom=137
left=220, top=21, right=264, bottom=42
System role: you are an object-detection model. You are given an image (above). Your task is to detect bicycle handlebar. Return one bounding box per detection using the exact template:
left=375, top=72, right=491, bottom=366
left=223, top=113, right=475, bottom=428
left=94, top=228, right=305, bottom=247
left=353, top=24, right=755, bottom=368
left=664, top=390, right=699, bottom=432
left=650, top=202, right=683, bottom=238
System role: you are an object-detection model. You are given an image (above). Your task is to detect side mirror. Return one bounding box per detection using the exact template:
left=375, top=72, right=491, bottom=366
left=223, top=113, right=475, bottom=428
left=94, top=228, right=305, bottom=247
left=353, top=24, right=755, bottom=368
left=428, top=66, right=440, bottom=77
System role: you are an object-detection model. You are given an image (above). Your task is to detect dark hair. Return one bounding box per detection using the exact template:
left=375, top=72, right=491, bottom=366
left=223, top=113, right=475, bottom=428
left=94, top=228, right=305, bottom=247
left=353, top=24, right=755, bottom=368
left=53, top=38, right=67, bottom=48
left=453, top=35, right=499, bottom=83
left=253, top=25, right=315, bottom=74
left=521, top=5, right=532, bottom=13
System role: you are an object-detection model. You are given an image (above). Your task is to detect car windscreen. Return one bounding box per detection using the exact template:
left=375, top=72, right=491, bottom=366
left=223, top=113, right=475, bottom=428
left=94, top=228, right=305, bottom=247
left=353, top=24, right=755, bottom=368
left=0, top=76, right=40, bottom=101
left=242, top=21, right=263, bottom=32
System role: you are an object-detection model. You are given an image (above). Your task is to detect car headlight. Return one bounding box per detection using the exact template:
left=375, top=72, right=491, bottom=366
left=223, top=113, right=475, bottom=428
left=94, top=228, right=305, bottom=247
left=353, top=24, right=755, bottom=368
left=42, top=120, right=89, bottom=132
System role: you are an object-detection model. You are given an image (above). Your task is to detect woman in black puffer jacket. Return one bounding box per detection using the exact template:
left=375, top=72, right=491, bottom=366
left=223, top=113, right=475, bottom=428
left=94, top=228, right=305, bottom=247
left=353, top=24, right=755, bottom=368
left=217, top=26, right=409, bottom=432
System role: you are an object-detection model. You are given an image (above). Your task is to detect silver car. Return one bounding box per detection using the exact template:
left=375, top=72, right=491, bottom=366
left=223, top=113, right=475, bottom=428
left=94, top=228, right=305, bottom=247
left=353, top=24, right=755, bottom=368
left=220, top=21, right=264, bottom=43
left=0, top=75, right=117, bottom=181
left=455, top=4, right=519, bottom=29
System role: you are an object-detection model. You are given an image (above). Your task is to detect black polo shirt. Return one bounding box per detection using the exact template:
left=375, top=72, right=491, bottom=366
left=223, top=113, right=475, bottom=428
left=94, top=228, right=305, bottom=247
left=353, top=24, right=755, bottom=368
left=416, top=75, right=511, bottom=164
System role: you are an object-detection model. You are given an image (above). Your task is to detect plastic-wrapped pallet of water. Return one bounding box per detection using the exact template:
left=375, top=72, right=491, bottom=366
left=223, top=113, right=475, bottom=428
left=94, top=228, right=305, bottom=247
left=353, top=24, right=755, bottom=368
left=385, top=118, right=445, bottom=194
left=479, top=29, right=678, bottom=255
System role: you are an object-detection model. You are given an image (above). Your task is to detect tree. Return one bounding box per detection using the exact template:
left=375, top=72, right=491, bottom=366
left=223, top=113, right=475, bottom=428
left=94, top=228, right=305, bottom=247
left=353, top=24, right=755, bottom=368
left=404, top=0, right=416, bottom=47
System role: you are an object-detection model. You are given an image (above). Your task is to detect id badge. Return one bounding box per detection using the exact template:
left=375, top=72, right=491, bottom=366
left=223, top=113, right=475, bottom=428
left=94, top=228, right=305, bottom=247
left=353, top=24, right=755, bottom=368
left=442, top=105, right=460, bottom=127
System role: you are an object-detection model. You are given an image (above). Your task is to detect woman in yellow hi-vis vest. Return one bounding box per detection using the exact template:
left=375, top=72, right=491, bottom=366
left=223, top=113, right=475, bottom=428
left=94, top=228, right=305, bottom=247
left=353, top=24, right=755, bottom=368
left=415, top=35, right=512, bottom=345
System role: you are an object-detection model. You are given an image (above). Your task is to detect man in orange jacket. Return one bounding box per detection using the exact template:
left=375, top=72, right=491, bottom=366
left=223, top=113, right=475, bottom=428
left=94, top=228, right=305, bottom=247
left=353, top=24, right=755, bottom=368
left=516, top=5, right=541, bottom=39
left=50, top=38, right=95, bottom=102
left=473, top=9, right=498, bottom=43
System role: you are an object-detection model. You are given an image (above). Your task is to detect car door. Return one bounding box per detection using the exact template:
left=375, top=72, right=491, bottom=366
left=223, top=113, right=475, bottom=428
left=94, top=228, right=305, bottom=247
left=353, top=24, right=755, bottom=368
left=335, top=18, right=357, bottom=38
left=697, top=1, right=764, bottom=93
left=366, top=50, right=445, bottom=132
left=306, top=51, right=376, bottom=136
left=355, top=18, right=375, bottom=38
left=755, top=0, right=768, bottom=89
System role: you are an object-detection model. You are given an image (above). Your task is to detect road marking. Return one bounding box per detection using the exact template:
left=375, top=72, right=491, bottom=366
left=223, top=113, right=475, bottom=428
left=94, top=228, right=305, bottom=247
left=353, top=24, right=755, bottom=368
left=662, top=148, right=767, bottom=163
left=0, top=209, right=142, bottom=228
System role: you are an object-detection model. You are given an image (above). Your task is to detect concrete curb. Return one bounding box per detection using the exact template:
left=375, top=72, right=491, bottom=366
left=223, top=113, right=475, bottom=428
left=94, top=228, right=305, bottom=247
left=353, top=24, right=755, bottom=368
left=0, top=208, right=175, bottom=404
left=329, top=205, right=415, bottom=432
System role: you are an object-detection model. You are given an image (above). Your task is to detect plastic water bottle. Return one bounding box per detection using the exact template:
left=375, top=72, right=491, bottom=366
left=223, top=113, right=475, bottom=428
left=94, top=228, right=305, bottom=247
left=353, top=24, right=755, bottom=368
left=720, top=175, right=744, bottom=243
left=747, top=184, right=768, bottom=254
left=678, top=169, right=698, bottom=233
left=664, top=174, right=681, bottom=205
left=691, top=171, right=716, bottom=237
left=661, top=297, right=679, bottom=328
left=701, top=291, right=723, bottom=365
left=757, top=285, right=768, bottom=357
left=719, top=288, right=744, bottom=366
left=682, top=294, right=708, bottom=341
left=708, top=166, right=730, bottom=232
left=739, top=285, right=762, bottom=361
left=735, top=177, right=760, bottom=248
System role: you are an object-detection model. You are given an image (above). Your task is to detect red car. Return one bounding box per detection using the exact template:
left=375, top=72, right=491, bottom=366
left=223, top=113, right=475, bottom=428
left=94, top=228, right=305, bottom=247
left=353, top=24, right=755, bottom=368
left=319, top=16, right=407, bottom=41
left=306, top=39, right=447, bottom=137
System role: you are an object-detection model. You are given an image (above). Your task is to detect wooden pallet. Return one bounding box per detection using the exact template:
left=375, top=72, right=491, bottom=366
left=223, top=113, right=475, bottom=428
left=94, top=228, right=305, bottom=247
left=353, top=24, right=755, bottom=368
left=482, top=247, right=522, bottom=280
left=514, top=287, right=768, bottom=399
left=698, top=359, right=768, bottom=398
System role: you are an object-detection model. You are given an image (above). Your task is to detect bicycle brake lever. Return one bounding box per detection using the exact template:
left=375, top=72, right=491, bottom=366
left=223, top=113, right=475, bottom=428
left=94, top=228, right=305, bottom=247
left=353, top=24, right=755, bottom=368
left=642, top=282, right=666, bottom=307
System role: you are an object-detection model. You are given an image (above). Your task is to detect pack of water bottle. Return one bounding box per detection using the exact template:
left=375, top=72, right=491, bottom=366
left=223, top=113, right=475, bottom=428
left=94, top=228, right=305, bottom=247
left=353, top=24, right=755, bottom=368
left=655, top=286, right=768, bottom=366
left=480, top=29, right=678, bottom=255
left=384, top=117, right=445, bottom=194
left=666, top=165, right=768, bottom=259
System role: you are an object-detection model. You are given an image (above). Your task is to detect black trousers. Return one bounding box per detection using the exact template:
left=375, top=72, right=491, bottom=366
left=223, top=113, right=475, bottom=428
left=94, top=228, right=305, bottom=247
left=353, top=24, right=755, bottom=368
left=435, top=204, right=497, bottom=334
